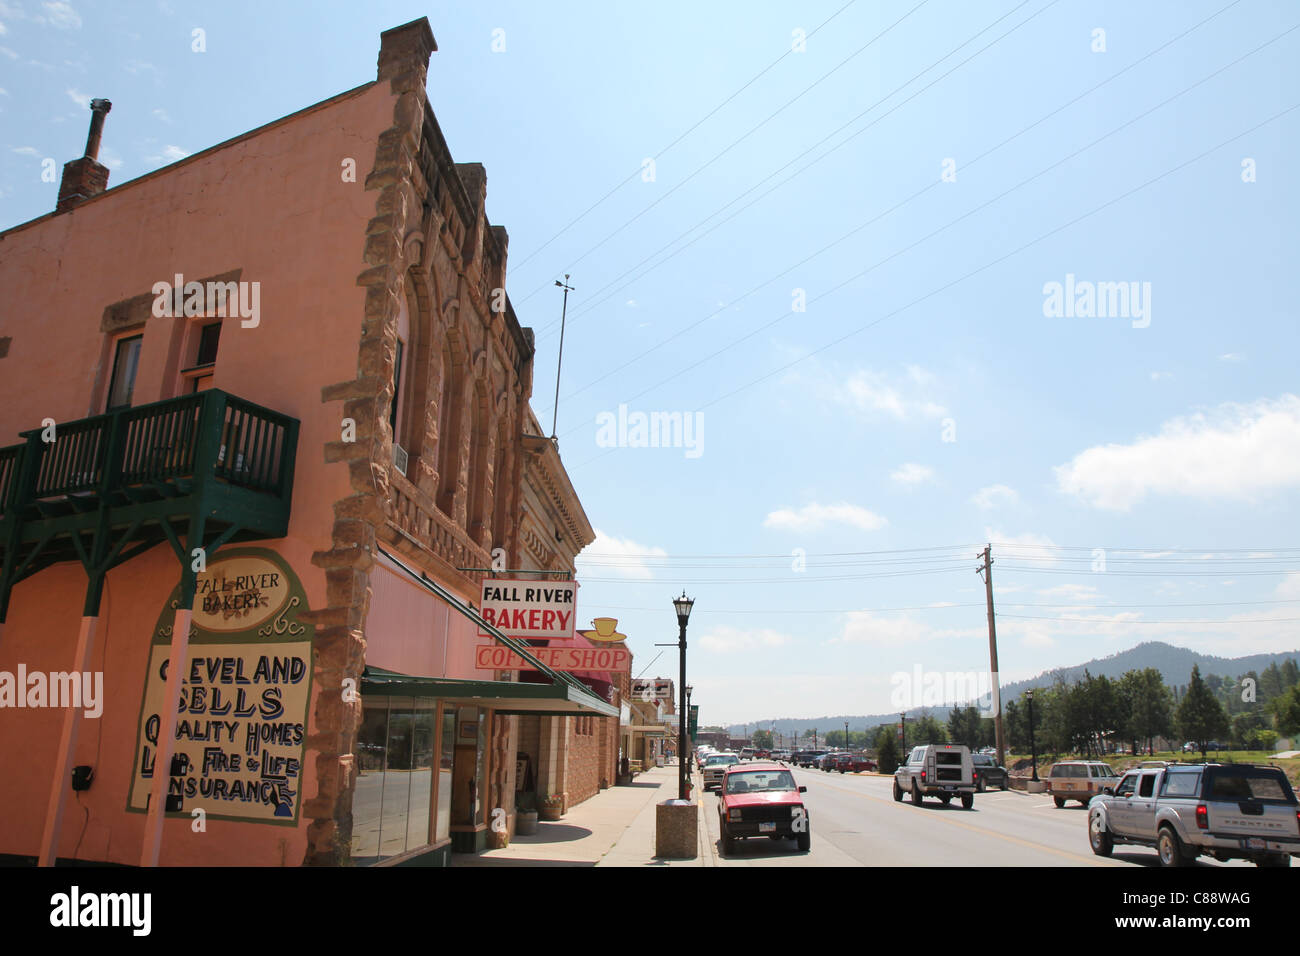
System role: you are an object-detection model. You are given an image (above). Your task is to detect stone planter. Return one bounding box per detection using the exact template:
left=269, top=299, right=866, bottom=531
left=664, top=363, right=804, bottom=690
left=1026, top=779, right=1048, bottom=793
left=655, top=799, right=697, bottom=859
left=516, top=809, right=539, bottom=835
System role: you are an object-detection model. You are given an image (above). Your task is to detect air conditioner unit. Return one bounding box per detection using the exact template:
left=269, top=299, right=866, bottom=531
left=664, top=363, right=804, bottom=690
left=392, top=443, right=409, bottom=476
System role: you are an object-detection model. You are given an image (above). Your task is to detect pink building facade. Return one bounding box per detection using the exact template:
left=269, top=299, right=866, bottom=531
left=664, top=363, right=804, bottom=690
left=0, top=18, right=613, bottom=867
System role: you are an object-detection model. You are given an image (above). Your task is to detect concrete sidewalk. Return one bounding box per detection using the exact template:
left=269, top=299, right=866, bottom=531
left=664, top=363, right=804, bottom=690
left=453, top=763, right=710, bottom=867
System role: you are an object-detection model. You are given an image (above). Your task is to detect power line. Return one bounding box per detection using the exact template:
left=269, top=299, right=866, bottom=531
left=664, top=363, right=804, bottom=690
left=557, top=21, right=1298, bottom=445
left=508, top=0, right=863, bottom=276
left=536, top=0, right=1249, bottom=418
left=529, top=0, right=1050, bottom=338
left=999, top=613, right=1300, bottom=625
left=564, top=98, right=1300, bottom=472
left=513, top=0, right=932, bottom=309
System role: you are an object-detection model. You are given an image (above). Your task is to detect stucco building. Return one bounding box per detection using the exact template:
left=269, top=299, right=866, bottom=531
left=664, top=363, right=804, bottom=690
left=0, top=18, right=618, bottom=868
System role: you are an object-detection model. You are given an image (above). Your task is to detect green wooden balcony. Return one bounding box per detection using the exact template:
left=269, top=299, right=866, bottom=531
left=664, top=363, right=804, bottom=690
left=0, top=390, right=299, bottom=608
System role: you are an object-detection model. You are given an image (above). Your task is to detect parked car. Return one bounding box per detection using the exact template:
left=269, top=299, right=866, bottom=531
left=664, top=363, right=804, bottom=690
left=818, top=752, right=842, bottom=772
left=971, top=753, right=1009, bottom=791
left=797, top=750, right=828, bottom=768
left=703, top=752, right=741, bottom=791
left=893, top=744, right=976, bottom=809
left=717, top=763, right=811, bottom=854
left=1047, top=760, right=1119, bottom=807
left=1088, top=762, right=1299, bottom=867
left=830, top=753, right=876, bottom=773
left=740, top=747, right=756, bottom=761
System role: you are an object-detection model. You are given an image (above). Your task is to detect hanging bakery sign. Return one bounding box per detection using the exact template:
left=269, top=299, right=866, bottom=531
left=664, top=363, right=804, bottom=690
left=127, top=548, right=313, bottom=825
left=478, top=578, right=578, bottom=640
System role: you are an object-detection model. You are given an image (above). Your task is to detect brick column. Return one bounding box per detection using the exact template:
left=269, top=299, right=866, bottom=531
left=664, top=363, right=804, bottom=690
left=303, top=16, right=437, bottom=867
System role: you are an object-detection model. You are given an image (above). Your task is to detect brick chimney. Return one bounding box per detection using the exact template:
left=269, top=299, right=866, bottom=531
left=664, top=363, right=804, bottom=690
left=57, top=98, right=112, bottom=213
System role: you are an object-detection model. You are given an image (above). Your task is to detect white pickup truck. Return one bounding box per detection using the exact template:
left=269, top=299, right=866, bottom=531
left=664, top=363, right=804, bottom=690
left=1088, top=762, right=1300, bottom=867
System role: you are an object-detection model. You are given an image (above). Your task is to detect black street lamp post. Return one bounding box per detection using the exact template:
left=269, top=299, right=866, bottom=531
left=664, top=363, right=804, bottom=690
left=673, top=591, right=694, bottom=800
left=1027, top=689, right=1039, bottom=782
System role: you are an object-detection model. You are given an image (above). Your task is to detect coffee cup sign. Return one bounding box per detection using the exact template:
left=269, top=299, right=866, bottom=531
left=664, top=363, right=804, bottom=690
left=478, top=578, right=578, bottom=640
left=578, top=617, right=627, bottom=643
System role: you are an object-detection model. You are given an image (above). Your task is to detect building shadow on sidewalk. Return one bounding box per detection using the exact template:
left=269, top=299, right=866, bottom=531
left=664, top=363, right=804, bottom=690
left=509, top=823, right=592, bottom=844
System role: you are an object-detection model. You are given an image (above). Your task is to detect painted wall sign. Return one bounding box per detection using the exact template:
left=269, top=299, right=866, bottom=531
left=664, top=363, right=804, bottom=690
left=127, top=548, right=314, bottom=825
left=477, top=578, right=577, bottom=640
left=474, top=643, right=630, bottom=673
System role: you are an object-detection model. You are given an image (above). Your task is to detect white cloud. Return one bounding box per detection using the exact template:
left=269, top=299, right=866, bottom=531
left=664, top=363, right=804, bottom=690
left=891, top=463, right=934, bottom=486
left=576, top=528, right=666, bottom=580
left=1219, top=353, right=1245, bottom=362
left=40, top=1, right=79, bottom=28
left=792, top=362, right=947, bottom=423
left=971, top=484, right=1018, bottom=510
left=764, top=502, right=887, bottom=533
left=698, top=626, right=792, bottom=654
left=65, top=87, right=89, bottom=108
left=10, top=145, right=39, bottom=156
left=831, top=611, right=979, bottom=647
left=1034, top=583, right=1101, bottom=602
left=0, top=46, right=17, bottom=59
left=1275, top=572, right=1300, bottom=601
left=1150, top=371, right=1172, bottom=381
left=1055, top=395, right=1300, bottom=510
left=161, top=144, right=189, bottom=161
left=0, top=21, right=6, bottom=35
left=983, top=528, right=1059, bottom=565
left=152, top=108, right=170, bottom=122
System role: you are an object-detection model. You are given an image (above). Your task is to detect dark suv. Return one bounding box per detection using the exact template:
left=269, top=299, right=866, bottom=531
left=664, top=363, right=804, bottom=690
left=971, top=753, right=1009, bottom=791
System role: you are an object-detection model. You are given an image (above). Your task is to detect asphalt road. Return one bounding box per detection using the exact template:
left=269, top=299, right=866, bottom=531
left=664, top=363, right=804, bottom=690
left=699, top=765, right=1257, bottom=867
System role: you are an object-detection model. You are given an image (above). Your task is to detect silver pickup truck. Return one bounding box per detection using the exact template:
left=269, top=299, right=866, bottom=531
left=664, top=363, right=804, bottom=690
left=1087, top=762, right=1300, bottom=867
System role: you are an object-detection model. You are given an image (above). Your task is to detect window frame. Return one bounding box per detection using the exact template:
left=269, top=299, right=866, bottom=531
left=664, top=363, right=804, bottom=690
left=106, top=332, right=144, bottom=411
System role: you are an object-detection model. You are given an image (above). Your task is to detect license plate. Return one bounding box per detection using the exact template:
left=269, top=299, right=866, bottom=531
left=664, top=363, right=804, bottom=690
left=1245, top=837, right=1266, bottom=850
left=759, top=822, right=776, bottom=833
left=944, top=786, right=956, bottom=791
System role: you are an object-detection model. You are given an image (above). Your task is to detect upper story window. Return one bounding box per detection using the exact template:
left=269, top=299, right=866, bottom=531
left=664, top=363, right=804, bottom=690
left=106, top=334, right=143, bottom=410
left=181, top=321, right=222, bottom=393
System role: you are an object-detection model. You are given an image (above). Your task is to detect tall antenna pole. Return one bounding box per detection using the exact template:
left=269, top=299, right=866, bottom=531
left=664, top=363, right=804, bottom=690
left=550, top=275, right=574, bottom=440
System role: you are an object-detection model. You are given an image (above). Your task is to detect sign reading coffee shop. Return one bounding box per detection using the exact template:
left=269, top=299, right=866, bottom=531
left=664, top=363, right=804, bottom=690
left=127, top=549, right=313, bottom=825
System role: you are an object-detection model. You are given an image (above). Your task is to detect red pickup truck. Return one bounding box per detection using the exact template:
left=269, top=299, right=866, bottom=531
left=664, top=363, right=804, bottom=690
left=717, top=762, right=811, bottom=854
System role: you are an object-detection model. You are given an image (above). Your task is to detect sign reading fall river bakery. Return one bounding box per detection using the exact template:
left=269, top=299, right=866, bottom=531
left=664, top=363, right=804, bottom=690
left=127, top=549, right=313, bottom=825
left=477, top=578, right=578, bottom=639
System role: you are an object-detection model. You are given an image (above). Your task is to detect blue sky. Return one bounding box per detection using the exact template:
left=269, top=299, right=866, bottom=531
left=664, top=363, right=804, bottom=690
left=3, top=1, right=1298, bottom=726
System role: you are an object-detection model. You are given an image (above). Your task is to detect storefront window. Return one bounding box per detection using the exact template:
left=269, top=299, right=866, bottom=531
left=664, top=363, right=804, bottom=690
left=351, top=696, right=437, bottom=865
left=436, top=706, right=455, bottom=841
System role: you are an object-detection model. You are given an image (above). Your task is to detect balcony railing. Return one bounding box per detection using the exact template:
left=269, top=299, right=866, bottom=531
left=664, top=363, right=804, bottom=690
left=0, top=389, right=298, bottom=524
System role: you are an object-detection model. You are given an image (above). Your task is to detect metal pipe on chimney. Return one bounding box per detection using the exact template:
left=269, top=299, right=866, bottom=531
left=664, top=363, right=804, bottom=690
left=84, top=98, right=112, bottom=160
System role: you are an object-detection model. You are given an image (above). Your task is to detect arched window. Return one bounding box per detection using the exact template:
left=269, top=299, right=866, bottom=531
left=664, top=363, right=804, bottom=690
left=436, top=340, right=461, bottom=517
left=466, top=383, right=488, bottom=542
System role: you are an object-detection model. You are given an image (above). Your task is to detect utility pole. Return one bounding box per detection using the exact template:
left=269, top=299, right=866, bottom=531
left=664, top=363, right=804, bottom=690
left=978, top=544, right=1007, bottom=769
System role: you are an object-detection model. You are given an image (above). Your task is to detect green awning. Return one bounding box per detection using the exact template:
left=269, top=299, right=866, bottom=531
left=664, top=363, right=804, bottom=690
left=361, top=666, right=618, bottom=718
